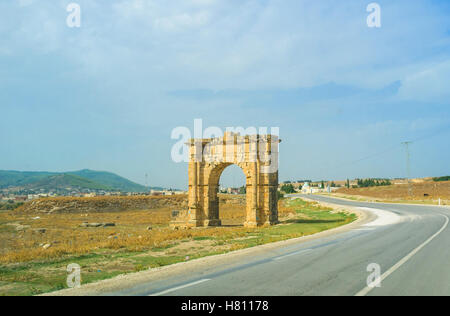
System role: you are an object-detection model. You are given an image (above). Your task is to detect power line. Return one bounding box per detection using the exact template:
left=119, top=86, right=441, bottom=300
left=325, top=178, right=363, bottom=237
left=336, top=144, right=400, bottom=168
left=409, top=124, right=450, bottom=144
left=318, top=143, right=401, bottom=176
left=314, top=124, right=450, bottom=179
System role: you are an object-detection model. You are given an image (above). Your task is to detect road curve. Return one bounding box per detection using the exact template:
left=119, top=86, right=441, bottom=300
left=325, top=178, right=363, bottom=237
left=104, top=196, right=450, bottom=296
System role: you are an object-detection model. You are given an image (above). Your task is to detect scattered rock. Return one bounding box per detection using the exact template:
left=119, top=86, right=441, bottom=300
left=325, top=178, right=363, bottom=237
left=80, top=222, right=116, bottom=228
left=51, top=207, right=63, bottom=212
left=20, top=196, right=188, bottom=214
left=80, top=222, right=103, bottom=228
left=15, top=224, right=30, bottom=231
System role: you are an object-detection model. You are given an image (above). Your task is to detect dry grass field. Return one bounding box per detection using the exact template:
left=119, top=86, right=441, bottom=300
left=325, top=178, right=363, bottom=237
left=335, top=180, right=450, bottom=205
left=0, top=195, right=355, bottom=296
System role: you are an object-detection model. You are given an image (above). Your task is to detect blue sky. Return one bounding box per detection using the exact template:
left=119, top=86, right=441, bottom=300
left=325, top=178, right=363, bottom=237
left=1, top=0, right=449, bottom=189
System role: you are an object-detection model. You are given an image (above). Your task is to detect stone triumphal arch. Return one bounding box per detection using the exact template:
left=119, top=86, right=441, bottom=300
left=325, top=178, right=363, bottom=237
left=172, top=132, right=281, bottom=228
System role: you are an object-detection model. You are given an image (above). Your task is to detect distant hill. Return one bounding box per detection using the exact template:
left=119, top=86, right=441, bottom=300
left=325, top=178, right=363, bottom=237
left=25, top=174, right=113, bottom=191
left=67, top=169, right=153, bottom=192
left=0, top=170, right=157, bottom=192
left=0, top=171, right=57, bottom=188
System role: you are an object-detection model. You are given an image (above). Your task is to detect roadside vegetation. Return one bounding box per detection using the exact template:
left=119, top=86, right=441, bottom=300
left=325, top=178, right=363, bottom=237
left=0, top=197, right=355, bottom=296
left=0, top=202, right=24, bottom=211
left=280, top=184, right=296, bottom=194
left=356, top=178, right=392, bottom=188
left=433, top=176, right=450, bottom=182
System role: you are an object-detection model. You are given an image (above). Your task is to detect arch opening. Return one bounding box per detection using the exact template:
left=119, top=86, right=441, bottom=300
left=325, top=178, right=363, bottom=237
left=215, top=164, right=247, bottom=226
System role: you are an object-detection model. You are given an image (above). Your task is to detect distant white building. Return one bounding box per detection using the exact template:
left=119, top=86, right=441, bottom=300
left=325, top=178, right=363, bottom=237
left=301, top=182, right=336, bottom=194
left=301, top=182, right=311, bottom=194
left=150, top=190, right=185, bottom=196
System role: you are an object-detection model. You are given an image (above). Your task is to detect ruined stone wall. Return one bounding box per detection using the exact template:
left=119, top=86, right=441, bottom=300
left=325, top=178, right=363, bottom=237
left=18, top=195, right=188, bottom=214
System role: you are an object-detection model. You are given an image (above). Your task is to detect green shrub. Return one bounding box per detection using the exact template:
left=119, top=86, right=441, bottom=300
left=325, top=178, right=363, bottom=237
left=280, top=184, right=295, bottom=194
left=433, top=176, right=450, bottom=182
left=356, top=178, right=391, bottom=188
left=0, top=202, right=24, bottom=211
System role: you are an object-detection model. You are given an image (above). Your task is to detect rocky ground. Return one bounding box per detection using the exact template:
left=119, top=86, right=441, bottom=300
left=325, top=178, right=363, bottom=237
left=18, top=195, right=188, bottom=214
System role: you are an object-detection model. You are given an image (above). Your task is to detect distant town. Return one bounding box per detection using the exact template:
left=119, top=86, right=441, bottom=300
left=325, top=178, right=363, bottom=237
left=1, top=172, right=447, bottom=209
left=0, top=187, right=186, bottom=203
left=0, top=169, right=185, bottom=208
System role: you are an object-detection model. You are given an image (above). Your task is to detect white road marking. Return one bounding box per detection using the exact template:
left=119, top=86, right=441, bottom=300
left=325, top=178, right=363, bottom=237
left=359, top=207, right=402, bottom=227
left=353, top=228, right=376, bottom=232
left=273, top=249, right=312, bottom=261
left=149, top=279, right=211, bottom=296
left=355, top=214, right=449, bottom=296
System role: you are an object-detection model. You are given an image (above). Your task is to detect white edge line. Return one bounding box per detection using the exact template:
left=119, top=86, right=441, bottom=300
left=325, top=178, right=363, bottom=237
left=353, top=228, right=376, bottom=231
left=149, top=279, right=211, bottom=296
left=355, top=214, right=449, bottom=296
left=273, top=249, right=312, bottom=261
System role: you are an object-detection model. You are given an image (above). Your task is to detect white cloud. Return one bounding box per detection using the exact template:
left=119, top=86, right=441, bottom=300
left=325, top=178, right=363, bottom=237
left=17, top=0, right=35, bottom=7
left=2, top=0, right=450, bottom=99
left=398, top=60, right=450, bottom=102
left=153, top=11, right=211, bottom=32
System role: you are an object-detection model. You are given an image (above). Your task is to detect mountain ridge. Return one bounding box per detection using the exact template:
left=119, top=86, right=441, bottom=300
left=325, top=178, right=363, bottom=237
left=0, top=169, right=163, bottom=192
left=25, top=174, right=113, bottom=191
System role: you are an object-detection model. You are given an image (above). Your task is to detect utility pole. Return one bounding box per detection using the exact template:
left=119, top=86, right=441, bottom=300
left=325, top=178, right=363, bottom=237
left=402, top=141, right=413, bottom=197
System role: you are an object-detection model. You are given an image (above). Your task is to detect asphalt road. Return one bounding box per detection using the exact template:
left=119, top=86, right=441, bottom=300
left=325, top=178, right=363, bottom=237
left=108, top=195, right=450, bottom=296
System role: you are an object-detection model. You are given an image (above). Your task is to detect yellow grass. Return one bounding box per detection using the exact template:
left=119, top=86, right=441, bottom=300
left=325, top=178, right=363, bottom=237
left=0, top=195, right=297, bottom=264
left=0, top=197, right=356, bottom=296
left=336, top=180, right=450, bottom=203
